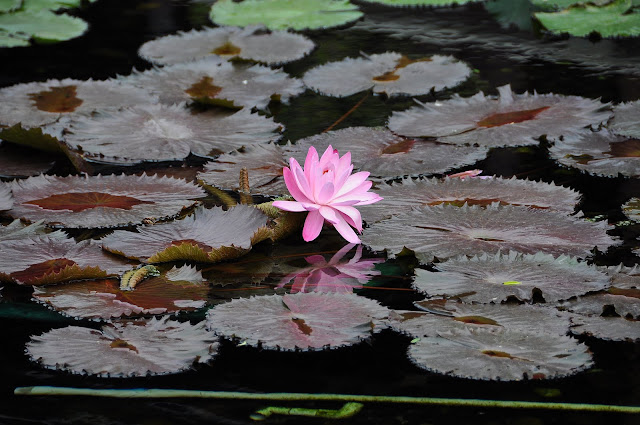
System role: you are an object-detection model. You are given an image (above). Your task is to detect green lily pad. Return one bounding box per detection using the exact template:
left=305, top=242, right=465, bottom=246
left=22, top=0, right=82, bottom=12
left=535, top=0, right=640, bottom=37
left=485, top=0, right=535, bottom=30
left=360, top=0, right=481, bottom=6
left=210, top=0, right=363, bottom=31
left=0, top=30, right=30, bottom=47
left=0, top=9, right=88, bottom=43
left=0, top=0, right=21, bottom=13
left=531, top=0, right=612, bottom=11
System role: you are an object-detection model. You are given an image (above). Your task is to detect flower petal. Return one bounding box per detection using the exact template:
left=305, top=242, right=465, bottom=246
left=319, top=205, right=340, bottom=225
left=302, top=210, right=324, bottom=242
left=334, top=171, right=371, bottom=198
left=272, top=200, right=308, bottom=212
left=332, top=213, right=361, bottom=244
left=334, top=205, right=363, bottom=232
left=282, top=167, right=312, bottom=204
left=317, top=181, right=335, bottom=204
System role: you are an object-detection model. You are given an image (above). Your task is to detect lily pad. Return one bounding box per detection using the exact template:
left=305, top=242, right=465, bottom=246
left=360, top=0, right=480, bottom=5
left=623, top=198, right=640, bottom=222
left=0, top=0, right=21, bottom=13
left=0, top=219, right=67, bottom=242
left=209, top=0, right=363, bottom=31
left=123, top=56, right=304, bottom=110
left=4, top=173, right=207, bottom=228
left=358, top=176, right=581, bottom=223
left=0, top=141, right=56, bottom=177
left=303, top=52, right=471, bottom=97
left=549, top=129, right=640, bottom=178
left=388, top=84, right=611, bottom=148
left=138, top=26, right=315, bottom=66
left=32, top=265, right=209, bottom=320
left=413, top=251, right=610, bottom=303
left=0, top=78, right=157, bottom=130
left=101, top=205, right=269, bottom=263
left=26, top=317, right=219, bottom=377
left=535, top=0, right=640, bottom=38
left=205, top=292, right=390, bottom=350
left=0, top=236, right=130, bottom=285
left=610, top=100, right=640, bottom=138
left=569, top=315, right=640, bottom=342
left=290, top=127, right=488, bottom=180
left=59, top=104, right=283, bottom=164
left=0, top=183, right=12, bottom=211
left=362, top=203, right=619, bottom=264
left=0, top=9, right=87, bottom=47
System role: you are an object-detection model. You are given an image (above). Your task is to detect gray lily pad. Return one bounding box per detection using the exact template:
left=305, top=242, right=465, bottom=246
left=359, top=176, right=581, bottom=223
left=0, top=219, right=67, bottom=242
left=413, top=251, right=610, bottom=303
left=32, top=265, right=209, bottom=320
left=138, top=26, right=314, bottom=66
left=290, top=127, right=488, bottom=180
left=610, top=100, right=640, bottom=139
left=0, top=182, right=12, bottom=211
left=0, top=236, right=130, bottom=285
left=303, top=52, right=471, bottom=97
left=26, top=317, right=219, bottom=377
left=101, top=205, right=269, bottom=263
left=558, top=291, right=640, bottom=320
left=59, top=104, right=282, bottom=164
left=362, top=203, right=619, bottom=264
left=209, top=0, right=363, bottom=31
left=388, top=84, right=611, bottom=147
left=569, top=315, right=640, bottom=342
left=3, top=173, right=207, bottom=228
left=206, top=292, right=390, bottom=350
left=623, top=198, right=640, bottom=222
left=122, top=57, right=304, bottom=111
left=549, top=129, right=640, bottom=178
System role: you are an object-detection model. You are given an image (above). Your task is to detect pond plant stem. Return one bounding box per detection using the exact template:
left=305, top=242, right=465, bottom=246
left=323, top=93, right=369, bottom=133
left=14, top=386, right=640, bottom=414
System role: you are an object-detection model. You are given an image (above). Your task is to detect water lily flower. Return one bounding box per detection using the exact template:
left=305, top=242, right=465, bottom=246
left=272, top=145, right=383, bottom=243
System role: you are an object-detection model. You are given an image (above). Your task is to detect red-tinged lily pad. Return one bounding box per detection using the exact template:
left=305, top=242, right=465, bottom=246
left=388, top=84, right=611, bottom=147
left=0, top=141, right=56, bottom=178
left=302, top=52, right=471, bottom=97
left=59, top=104, right=283, bottom=164
left=359, top=176, right=581, bottom=223
left=138, top=26, right=315, bottom=66
left=610, top=100, right=640, bottom=139
left=0, top=78, right=157, bottom=130
left=4, top=174, right=206, bottom=228
left=197, top=143, right=289, bottom=196
left=101, top=205, right=269, bottom=263
left=276, top=243, right=383, bottom=294
left=26, top=317, right=219, bottom=377
left=413, top=251, right=610, bottom=303
left=406, top=326, right=592, bottom=381
left=32, top=265, right=209, bottom=320
left=362, top=203, right=619, bottom=264
left=122, top=57, right=304, bottom=110
left=290, top=127, right=488, bottom=180
left=205, top=292, right=390, bottom=350
left=569, top=315, right=640, bottom=342
left=550, top=129, right=640, bottom=178
left=0, top=236, right=130, bottom=285
left=0, top=219, right=67, bottom=242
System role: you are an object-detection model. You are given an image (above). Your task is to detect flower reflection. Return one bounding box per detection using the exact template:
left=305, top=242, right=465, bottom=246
left=278, top=243, right=383, bottom=293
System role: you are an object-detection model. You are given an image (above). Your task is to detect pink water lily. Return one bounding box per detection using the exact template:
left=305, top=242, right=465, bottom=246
left=272, top=145, right=383, bottom=243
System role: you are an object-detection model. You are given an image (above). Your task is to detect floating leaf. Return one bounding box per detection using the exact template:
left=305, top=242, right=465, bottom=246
left=290, top=127, right=488, bottom=180
left=388, top=84, right=611, bottom=147
left=0, top=9, right=87, bottom=47
left=535, top=0, right=640, bottom=38
left=138, top=26, right=315, bottom=66
left=359, top=176, right=581, bottom=223
left=26, top=317, right=219, bottom=377
left=122, top=57, right=304, bottom=111
left=359, top=0, right=481, bottom=5
left=0, top=219, right=67, bottom=242
left=0, top=141, right=56, bottom=177
left=59, top=104, right=283, bottom=164
left=0, top=78, right=156, bottom=130
left=33, top=265, right=209, bottom=320
left=209, top=0, right=363, bottom=31
left=623, top=198, right=640, bottom=222
left=549, top=129, right=640, bottom=178
left=101, top=205, right=268, bottom=263
left=406, top=327, right=592, bottom=380
left=0, top=183, right=12, bottom=211
left=4, top=174, right=206, bottom=228
left=0, top=0, right=21, bottom=13
left=303, top=52, right=471, bottom=97
left=206, top=292, right=390, bottom=350
left=0, top=236, right=130, bottom=285
left=610, top=100, right=640, bottom=139
left=569, top=315, right=640, bottom=342
left=362, top=204, right=619, bottom=264
left=413, top=251, right=610, bottom=303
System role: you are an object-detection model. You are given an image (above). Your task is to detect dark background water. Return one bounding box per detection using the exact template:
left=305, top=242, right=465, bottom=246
left=0, top=1, right=639, bottom=424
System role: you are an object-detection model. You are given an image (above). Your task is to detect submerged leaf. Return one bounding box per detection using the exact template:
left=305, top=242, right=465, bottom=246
left=362, top=204, right=619, bottom=264
left=138, top=26, right=314, bottom=66
left=303, top=52, right=471, bottom=97
left=388, top=84, right=611, bottom=147
left=33, top=265, right=209, bottom=320
left=4, top=174, right=206, bottom=228
left=413, top=251, right=610, bottom=303
left=549, top=129, right=640, bottom=178
left=101, top=205, right=268, bottom=263
left=206, top=292, right=390, bottom=350
left=209, top=0, right=363, bottom=31
left=26, top=317, right=219, bottom=377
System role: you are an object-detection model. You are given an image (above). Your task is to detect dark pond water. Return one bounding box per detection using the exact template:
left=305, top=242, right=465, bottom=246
left=0, top=1, right=639, bottom=424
